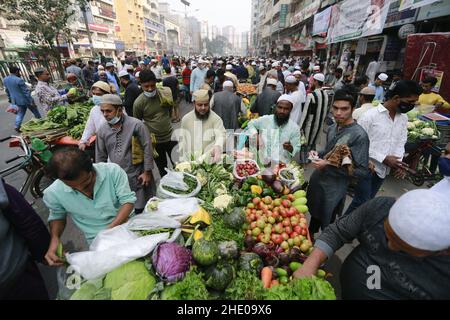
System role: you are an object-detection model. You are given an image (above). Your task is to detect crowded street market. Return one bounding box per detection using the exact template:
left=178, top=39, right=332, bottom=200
left=0, top=0, right=449, bottom=303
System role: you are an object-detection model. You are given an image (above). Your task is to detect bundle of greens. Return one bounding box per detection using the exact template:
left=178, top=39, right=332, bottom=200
left=159, top=269, right=210, bottom=300
left=225, top=270, right=265, bottom=300
left=263, top=276, right=336, bottom=300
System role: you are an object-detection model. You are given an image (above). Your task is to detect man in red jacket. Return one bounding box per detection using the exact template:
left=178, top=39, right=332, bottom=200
left=182, top=64, right=192, bottom=103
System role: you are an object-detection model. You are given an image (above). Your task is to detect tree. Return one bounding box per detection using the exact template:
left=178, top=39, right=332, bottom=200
left=206, top=36, right=232, bottom=57
left=1, top=0, right=87, bottom=78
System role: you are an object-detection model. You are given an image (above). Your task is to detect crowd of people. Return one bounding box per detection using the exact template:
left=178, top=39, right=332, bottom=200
left=2, top=52, right=450, bottom=300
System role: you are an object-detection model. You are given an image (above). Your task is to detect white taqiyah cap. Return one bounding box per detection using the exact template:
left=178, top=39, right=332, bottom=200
left=272, top=61, right=280, bottom=67
left=388, top=189, right=450, bottom=251
left=277, top=94, right=295, bottom=106
left=313, top=73, right=325, bottom=82
left=226, top=64, right=233, bottom=70
left=118, top=70, right=129, bottom=78
left=293, top=70, right=302, bottom=76
left=378, top=73, right=388, bottom=81
left=101, top=94, right=123, bottom=105
left=313, top=65, right=321, bottom=71
left=105, top=62, right=114, bottom=67
left=266, top=78, right=278, bottom=86
left=285, top=75, right=297, bottom=84
left=259, top=65, right=266, bottom=71
left=223, top=80, right=234, bottom=88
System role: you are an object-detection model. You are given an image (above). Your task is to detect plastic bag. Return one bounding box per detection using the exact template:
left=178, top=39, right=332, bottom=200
left=6, top=104, right=19, bottom=114
left=66, top=232, right=169, bottom=280
left=89, top=225, right=138, bottom=252
left=143, top=197, right=201, bottom=222
left=126, top=213, right=181, bottom=231
left=157, top=170, right=201, bottom=199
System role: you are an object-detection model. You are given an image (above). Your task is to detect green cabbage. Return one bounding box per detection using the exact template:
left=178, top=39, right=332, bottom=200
left=264, top=276, right=336, bottom=300
left=70, top=279, right=111, bottom=300
left=103, top=260, right=156, bottom=300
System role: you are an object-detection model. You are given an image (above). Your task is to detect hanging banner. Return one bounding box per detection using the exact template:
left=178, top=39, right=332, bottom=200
left=312, top=6, right=332, bottom=35
left=327, top=0, right=391, bottom=44
left=290, top=0, right=321, bottom=27
left=279, top=4, right=289, bottom=28
left=399, top=0, right=439, bottom=11
left=416, top=0, right=450, bottom=21
left=384, top=0, right=418, bottom=28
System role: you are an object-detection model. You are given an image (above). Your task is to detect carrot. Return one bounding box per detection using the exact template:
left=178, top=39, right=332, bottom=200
left=271, top=280, right=280, bottom=287
left=261, top=267, right=273, bottom=288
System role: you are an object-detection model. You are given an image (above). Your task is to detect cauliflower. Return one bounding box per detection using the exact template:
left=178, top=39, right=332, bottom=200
left=407, top=122, right=416, bottom=130
left=196, top=173, right=208, bottom=186
left=214, top=182, right=228, bottom=197
left=213, top=194, right=234, bottom=211
left=413, top=120, right=423, bottom=127
left=421, top=128, right=435, bottom=136
left=175, top=162, right=192, bottom=172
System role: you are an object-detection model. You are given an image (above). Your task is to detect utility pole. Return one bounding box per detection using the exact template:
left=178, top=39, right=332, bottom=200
left=181, top=0, right=191, bottom=57
left=80, top=1, right=95, bottom=57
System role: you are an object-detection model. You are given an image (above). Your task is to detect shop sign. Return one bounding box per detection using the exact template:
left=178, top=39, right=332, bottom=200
left=312, top=6, right=332, bottom=35
left=88, top=23, right=110, bottom=33
left=416, top=0, right=450, bottom=21
left=384, top=0, right=418, bottom=28
left=399, top=0, right=440, bottom=11
left=279, top=4, right=289, bottom=28
left=398, top=24, right=416, bottom=39
left=327, top=0, right=391, bottom=44
left=290, top=0, right=321, bottom=27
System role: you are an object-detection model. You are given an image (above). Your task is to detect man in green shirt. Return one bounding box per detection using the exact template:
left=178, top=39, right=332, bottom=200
left=246, top=94, right=301, bottom=165
left=133, top=69, right=177, bottom=177
left=43, top=147, right=136, bottom=266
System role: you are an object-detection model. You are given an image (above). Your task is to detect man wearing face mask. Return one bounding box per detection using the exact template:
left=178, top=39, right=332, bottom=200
left=190, top=59, right=208, bottom=101
left=295, top=189, right=450, bottom=299
left=345, top=80, right=423, bottom=215
left=133, top=70, right=176, bottom=178
left=79, top=81, right=112, bottom=151
left=96, top=94, right=155, bottom=213
left=34, top=67, right=73, bottom=113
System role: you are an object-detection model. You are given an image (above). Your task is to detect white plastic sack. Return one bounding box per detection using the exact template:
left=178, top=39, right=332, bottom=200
left=157, top=170, right=201, bottom=198
left=89, top=225, right=138, bottom=252
left=66, top=232, right=169, bottom=280
left=126, top=213, right=181, bottom=231
left=144, top=197, right=201, bottom=222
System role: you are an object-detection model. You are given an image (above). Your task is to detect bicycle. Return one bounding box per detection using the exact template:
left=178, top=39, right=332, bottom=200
left=0, top=136, right=54, bottom=199
left=403, top=137, right=443, bottom=187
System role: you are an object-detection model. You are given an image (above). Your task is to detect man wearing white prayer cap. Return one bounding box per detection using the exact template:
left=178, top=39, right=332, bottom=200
left=245, top=93, right=301, bottom=163
left=224, top=65, right=239, bottom=90
left=284, top=74, right=306, bottom=124
left=294, top=189, right=450, bottom=299
left=369, top=72, right=389, bottom=102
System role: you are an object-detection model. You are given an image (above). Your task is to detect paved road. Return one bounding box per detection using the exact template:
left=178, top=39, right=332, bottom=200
left=0, top=93, right=425, bottom=299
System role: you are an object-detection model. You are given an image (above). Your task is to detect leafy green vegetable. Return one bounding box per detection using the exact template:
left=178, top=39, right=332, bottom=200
left=264, top=276, right=336, bottom=300
left=225, top=270, right=265, bottom=300
left=160, top=269, right=210, bottom=300
left=209, top=216, right=245, bottom=250
left=70, top=279, right=111, bottom=300
left=103, top=260, right=156, bottom=300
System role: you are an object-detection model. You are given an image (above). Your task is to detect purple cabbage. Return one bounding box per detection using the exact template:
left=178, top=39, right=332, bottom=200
left=152, top=243, right=193, bottom=283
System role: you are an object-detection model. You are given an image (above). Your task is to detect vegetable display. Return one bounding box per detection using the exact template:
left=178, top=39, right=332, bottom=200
left=407, top=117, right=439, bottom=142
left=66, top=156, right=336, bottom=301
left=21, top=101, right=94, bottom=141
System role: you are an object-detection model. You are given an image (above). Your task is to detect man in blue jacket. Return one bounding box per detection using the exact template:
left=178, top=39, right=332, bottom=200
left=4, top=66, right=41, bottom=132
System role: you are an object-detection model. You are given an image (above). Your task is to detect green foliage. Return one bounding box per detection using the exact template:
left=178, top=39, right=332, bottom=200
left=160, top=269, right=210, bottom=300
left=225, top=270, right=265, bottom=300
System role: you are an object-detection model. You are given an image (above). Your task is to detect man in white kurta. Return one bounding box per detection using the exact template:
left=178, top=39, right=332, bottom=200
left=178, top=89, right=226, bottom=162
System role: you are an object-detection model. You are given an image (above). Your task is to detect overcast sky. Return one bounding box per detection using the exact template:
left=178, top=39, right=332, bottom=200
left=163, top=0, right=251, bottom=33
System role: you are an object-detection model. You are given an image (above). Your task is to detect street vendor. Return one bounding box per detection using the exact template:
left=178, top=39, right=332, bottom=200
left=246, top=94, right=301, bottom=164
left=307, top=89, right=369, bottom=235
left=79, top=81, right=112, bottom=151
left=43, top=147, right=136, bottom=266
left=177, top=89, right=226, bottom=163
left=65, top=73, right=87, bottom=104
left=418, top=76, right=450, bottom=114
left=96, top=94, right=155, bottom=214
left=294, top=189, right=450, bottom=299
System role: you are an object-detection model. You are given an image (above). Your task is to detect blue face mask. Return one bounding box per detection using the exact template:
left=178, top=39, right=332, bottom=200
left=438, top=157, right=450, bottom=177
left=144, top=90, right=157, bottom=98
left=107, top=109, right=121, bottom=125
left=92, top=95, right=102, bottom=105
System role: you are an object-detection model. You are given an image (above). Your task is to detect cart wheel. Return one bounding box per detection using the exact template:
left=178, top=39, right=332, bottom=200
left=31, top=168, right=54, bottom=199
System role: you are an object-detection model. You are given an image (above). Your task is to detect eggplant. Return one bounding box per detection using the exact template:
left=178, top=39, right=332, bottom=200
left=261, top=168, right=276, bottom=184
left=244, top=235, right=256, bottom=250
left=264, top=254, right=280, bottom=268
left=252, top=243, right=269, bottom=258
left=282, top=265, right=293, bottom=277
left=278, top=252, right=290, bottom=266
left=272, top=180, right=283, bottom=194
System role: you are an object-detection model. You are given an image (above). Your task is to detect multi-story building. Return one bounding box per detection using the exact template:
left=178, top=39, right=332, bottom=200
left=114, top=0, right=146, bottom=56
left=143, top=0, right=166, bottom=55
left=250, top=0, right=261, bottom=56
